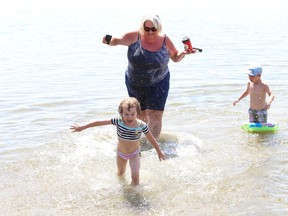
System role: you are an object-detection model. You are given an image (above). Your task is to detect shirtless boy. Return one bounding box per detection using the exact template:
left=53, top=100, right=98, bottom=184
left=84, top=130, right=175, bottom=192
left=233, top=63, right=275, bottom=123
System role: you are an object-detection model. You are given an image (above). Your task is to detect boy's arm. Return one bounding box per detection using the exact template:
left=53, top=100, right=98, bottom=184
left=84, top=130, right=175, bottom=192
left=145, top=131, right=165, bottom=161
left=233, top=82, right=250, bottom=106
left=265, top=84, right=275, bottom=109
left=70, top=119, right=112, bottom=132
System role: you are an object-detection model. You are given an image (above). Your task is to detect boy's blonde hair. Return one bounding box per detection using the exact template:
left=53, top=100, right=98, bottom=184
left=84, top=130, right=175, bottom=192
left=118, top=97, right=141, bottom=115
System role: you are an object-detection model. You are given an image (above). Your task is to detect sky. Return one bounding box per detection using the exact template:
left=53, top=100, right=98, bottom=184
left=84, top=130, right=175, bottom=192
left=1, top=0, right=286, bottom=16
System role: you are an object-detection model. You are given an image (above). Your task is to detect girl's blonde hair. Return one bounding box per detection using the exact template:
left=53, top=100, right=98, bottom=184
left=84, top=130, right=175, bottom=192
left=118, top=97, right=141, bottom=115
left=139, top=14, right=162, bottom=34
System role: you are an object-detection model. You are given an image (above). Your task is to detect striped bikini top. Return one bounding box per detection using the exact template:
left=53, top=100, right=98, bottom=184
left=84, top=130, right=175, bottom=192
left=111, top=117, right=149, bottom=141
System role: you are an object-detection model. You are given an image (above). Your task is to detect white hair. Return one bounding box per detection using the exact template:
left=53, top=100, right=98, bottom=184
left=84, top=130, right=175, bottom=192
left=139, top=14, right=162, bottom=34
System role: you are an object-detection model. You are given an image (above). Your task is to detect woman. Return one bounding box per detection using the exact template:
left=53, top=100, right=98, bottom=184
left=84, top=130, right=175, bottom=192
left=102, top=14, right=195, bottom=138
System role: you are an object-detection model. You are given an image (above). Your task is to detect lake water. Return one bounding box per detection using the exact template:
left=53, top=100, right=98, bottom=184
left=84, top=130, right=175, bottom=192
left=0, top=0, right=287, bottom=215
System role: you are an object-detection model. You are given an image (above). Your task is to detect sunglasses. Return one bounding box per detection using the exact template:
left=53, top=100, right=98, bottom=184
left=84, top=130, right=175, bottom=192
left=144, top=26, right=157, bottom=32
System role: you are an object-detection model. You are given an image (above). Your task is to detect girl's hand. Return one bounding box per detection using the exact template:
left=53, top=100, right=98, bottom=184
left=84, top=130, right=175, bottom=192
left=158, top=151, right=166, bottom=161
left=70, top=123, right=83, bottom=132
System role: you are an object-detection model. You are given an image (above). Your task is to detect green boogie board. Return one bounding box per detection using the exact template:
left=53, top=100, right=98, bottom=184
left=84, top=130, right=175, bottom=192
left=241, top=122, right=278, bottom=133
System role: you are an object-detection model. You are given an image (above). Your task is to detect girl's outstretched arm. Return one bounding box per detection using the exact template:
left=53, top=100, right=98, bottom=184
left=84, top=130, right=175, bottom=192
left=70, top=120, right=112, bottom=132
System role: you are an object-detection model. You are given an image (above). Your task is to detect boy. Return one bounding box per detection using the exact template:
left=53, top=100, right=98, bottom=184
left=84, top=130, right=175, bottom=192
left=233, top=63, right=275, bottom=123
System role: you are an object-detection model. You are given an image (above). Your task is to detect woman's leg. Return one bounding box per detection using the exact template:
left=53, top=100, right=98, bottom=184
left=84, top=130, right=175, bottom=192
left=146, top=109, right=164, bottom=138
left=138, top=110, right=148, bottom=123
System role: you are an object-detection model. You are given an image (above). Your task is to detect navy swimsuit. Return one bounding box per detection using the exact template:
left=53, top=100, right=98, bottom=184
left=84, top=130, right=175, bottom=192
left=125, top=35, right=170, bottom=111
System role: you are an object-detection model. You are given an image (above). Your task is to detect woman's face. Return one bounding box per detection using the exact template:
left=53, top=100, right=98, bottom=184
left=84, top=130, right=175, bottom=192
left=143, top=20, right=158, bottom=35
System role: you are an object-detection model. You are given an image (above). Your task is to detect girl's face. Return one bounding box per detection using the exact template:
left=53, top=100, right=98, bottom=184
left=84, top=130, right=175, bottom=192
left=121, top=106, right=138, bottom=125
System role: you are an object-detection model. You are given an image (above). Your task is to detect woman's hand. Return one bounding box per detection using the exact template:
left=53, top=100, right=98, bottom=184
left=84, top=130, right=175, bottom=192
left=184, top=46, right=197, bottom=54
left=102, top=36, right=109, bottom=45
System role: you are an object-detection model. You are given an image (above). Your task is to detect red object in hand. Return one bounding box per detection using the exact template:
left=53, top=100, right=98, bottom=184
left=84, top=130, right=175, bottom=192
left=182, top=36, right=193, bottom=50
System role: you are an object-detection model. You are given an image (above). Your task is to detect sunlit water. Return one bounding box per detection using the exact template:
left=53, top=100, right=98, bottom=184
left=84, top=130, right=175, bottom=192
left=0, top=0, right=287, bottom=215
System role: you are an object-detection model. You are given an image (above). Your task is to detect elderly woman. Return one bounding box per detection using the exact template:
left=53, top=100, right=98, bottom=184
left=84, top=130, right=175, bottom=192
left=103, top=14, right=194, bottom=138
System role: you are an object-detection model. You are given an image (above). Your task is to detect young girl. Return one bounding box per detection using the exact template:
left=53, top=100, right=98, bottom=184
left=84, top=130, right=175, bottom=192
left=70, top=97, right=165, bottom=185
